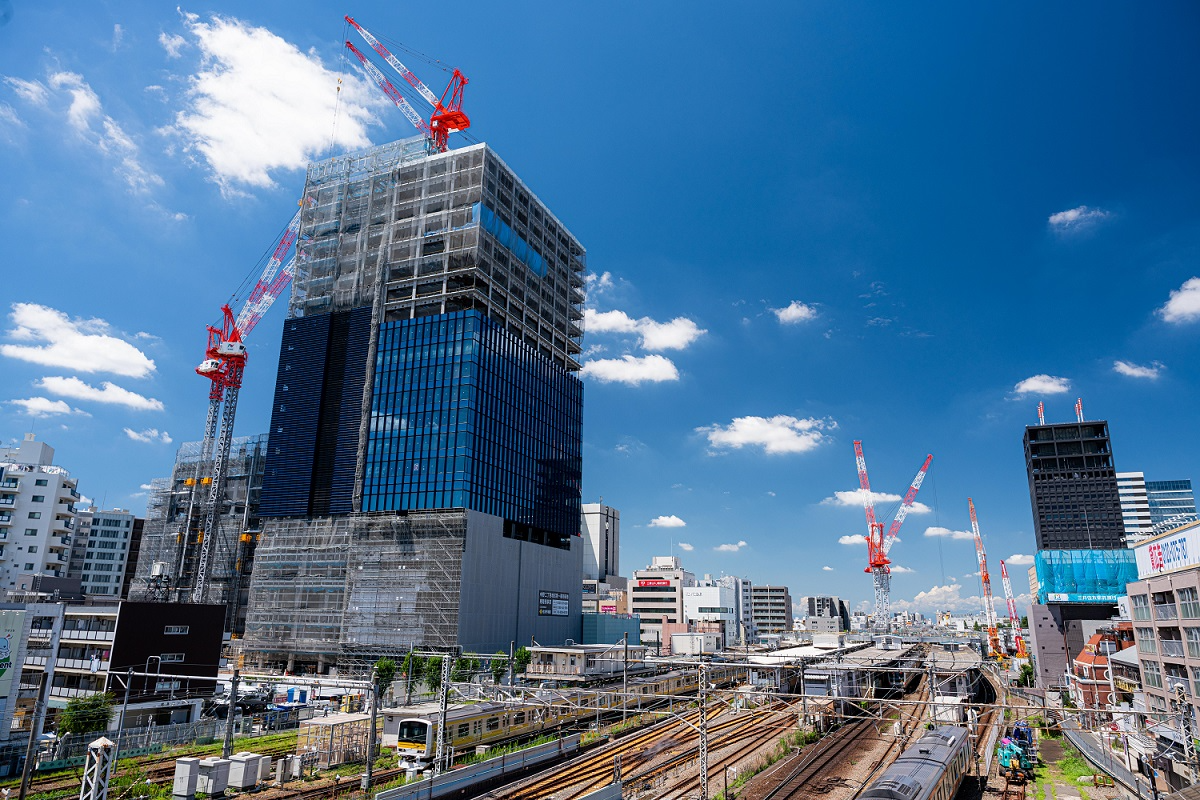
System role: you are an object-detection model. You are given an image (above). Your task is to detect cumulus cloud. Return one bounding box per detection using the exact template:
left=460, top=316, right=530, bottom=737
left=584, top=309, right=706, bottom=351
left=8, top=397, right=85, bottom=418
left=124, top=427, right=172, bottom=444
left=1158, top=277, right=1200, bottom=324
left=1005, top=554, right=1034, bottom=566
left=822, top=565, right=833, bottom=571
left=1113, top=360, right=1163, bottom=379
left=581, top=355, right=679, bottom=385
left=139, top=483, right=155, bottom=491
left=891, top=583, right=983, bottom=614
left=924, top=526, right=974, bottom=540
left=649, top=515, right=686, bottom=528
left=1048, top=205, right=1111, bottom=234
left=38, top=377, right=164, bottom=411
left=585, top=271, right=614, bottom=299
left=163, top=13, right=384, bottom=194
left=891, top=565, right=915, bottom=574
left=1, top=303, right=156, bottom=377
left=1012, top=374, right=1070, bottom=396
left=159, top=32, right=187, bottom=58
left=838, top=534, right=867, bottom=545
left=715, top=540, right=748, bottom=553
left=822, top=489, right=931, bottom=514
left=678, top=542, right=694, bottom=552
left=773, top=300, right=817, bottom=324
left=697, top=415, right=833, bottom=455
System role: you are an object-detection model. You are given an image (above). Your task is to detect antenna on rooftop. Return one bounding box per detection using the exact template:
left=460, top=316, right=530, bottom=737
left=1037, top=402, right=1045, bottom=426
left=1075, top=397, right=1084, bottom=423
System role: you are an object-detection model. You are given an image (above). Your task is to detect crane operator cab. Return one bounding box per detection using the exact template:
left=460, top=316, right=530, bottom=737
left=197, top=358, right=221, bottom=374
left=216, top=340, right=247, bottom=358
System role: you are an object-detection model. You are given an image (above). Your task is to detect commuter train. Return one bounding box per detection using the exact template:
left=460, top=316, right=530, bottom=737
left=382, top=663, right=743, bottom=765
left=860, top=726, right=972, bottom=800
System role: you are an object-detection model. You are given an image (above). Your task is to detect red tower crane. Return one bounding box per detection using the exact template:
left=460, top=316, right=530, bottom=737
left=1000, top=560, right=1030, bottom=658
left=853, top=441, right=933, bottom=629
left=345, top=16, right=469, bottom=153
left=968, top=498, right=1002, bottom=657
left=187, top=209, right=301, bottom=604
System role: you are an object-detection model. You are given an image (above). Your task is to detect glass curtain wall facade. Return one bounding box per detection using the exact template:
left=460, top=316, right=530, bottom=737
left=1148, top=479, right=1198, bottom=528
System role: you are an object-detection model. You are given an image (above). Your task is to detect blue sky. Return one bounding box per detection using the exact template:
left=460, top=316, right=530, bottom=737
left=2, top=2, right=1199, bottom=617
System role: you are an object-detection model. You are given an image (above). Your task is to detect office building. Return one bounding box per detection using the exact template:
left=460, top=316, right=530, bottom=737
left=630, top=556, right=696, bottom=650
left=1118, top=472, right=1153, bottom=544
left=241, top=137, right=586, bottom=671
left=682, top=584, right=737, bottom=646
left=1120, top=473, right=1198, bottom=545
left=0, top=435, right=79, bottom=592
left=129, top=434, right=268, bottom=633
left=802, top=595, right=851, bottom=633
left=67, top=508, right=142, bottom=598
left=581, top=503, right=619, bottom=582
left=750, top=585, right=793, bottom=634
left=1024, top=418, right=1124, bottom=549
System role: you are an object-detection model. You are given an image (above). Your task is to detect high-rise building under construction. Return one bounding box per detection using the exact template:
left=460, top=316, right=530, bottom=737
left=241, top=137, right=585, bottom=672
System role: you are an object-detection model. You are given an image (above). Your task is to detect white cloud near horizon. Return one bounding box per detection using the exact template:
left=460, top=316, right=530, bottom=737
left=1006, top=553, right=1034, bottom=566
left=1113, top=360, right=1163, bottom=379
left=924, top=526, right=974, bottom=540
left=124, top=427, right=173, bottom=444
left=1012, top=374, right=1070, bottom=396
left=715, top=540, right=748, bottom=552
left=677, top=542, right=694, bottom=552
left=38, top=377, right=164, bottom=411
left=1, top=303, right=156, bottom=378
left=773, top=300, right=817, bottom=324
left=1159, top=277, right=1200, bottom=324
left=697, top=415, right=833, bottom=455
left=584, top=309, right=706, bottom=351
left=164, top=12, right=384, bottom=195
left=838, top=534, right=867, bottom=545
left=822, top=565, right=833, bottom=571
left=891, top=583, right=983, bottom=614
left=891, top=565, right=915, bottom=574
left=649, top=515, right=686, bottom=528
left=1048, top=205, right=1111, bottom=234
left=581, top=354, right=679, bottom=385
left=822, top=489, right=932, bottom=515
left=8, top=397, right=86, bottom=418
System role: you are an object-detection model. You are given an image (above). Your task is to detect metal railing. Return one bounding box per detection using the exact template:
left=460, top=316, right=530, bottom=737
left=1155, top=604, right=1180, bottom=620
left=1161, top=640, right=1186, bottom=658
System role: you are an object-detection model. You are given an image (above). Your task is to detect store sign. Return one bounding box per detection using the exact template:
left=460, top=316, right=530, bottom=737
left=1136, top=527, right=1200, bottom=579
left=1046, top=592, right=1122, bottom=604
left=538, top=590, right=569, bottom=617
left=637, top=580, right=671, bottom=587
left=0, top=611, right=26, bottom=721
left=600, top=604, right=617, bottom=613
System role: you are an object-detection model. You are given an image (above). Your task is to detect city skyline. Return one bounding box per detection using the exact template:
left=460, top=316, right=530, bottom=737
left=1, top=3, right=1198, bottom=614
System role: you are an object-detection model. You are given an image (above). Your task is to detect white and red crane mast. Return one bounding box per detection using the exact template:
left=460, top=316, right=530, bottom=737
left=1000, top=560, right=1029, bottom=658
left=853, top=441, right=932, bottom=629
left=968, top=497, right=1002, bottom=657
left=187, top=210, right=301, bottom=605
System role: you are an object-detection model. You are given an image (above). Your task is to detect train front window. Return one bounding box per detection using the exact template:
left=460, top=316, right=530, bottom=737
left=395, top=721, right=426, bottom=744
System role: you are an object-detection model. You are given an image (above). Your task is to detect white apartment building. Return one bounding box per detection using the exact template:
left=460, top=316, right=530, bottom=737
left=716, top=574, right=755, bottom=643
left=682, top=585, right=736, bottom=646
left=1119, top=472, right=1153, bottom=545
left=630, top=556, right=695, bottom=649
left=69, top=508, right=138, bottom=597
left=0, top=435, right=79, bottom=592
left=581, top=503, right=620, bottom=582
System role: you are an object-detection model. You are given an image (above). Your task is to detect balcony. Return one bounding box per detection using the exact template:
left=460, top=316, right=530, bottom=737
left=0, top=480, right=18, bottom=490
left=48, top=686, right=102, bottom=701
left=54, top=657, right=111, bottom=672
left=1156, top=604, right=1180, bottom=620
left=0, top=515, right=10, bottom=525
left=1162, top=640, right=1187, bottom=659
left=0, top=498, right=14, bottom=508
left=58, top=628, right=115, bottom=642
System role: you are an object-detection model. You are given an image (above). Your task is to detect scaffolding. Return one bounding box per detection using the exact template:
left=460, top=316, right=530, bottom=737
left=241, top=510, right=468, bottom=677
left=128, top=435, right=268, bottom=632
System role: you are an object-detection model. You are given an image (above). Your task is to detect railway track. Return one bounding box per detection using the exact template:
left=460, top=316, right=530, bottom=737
left=743, top=718, right=876, bottom=799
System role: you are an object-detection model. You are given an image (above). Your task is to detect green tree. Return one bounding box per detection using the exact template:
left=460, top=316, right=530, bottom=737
left=513, top=646, right=532, bottom=677
left=973, top=621, right=982, bottom=631
left=1020, top=615, right=1029, bottom=628
left=423, top=657, right=444, bottom=691
left=401, top=652, right=424, bottom=684
left=491, top=651, right=509, bottom=683
left=374, top=658, right=397, bottom=688
left=1018, top=663, right=1035, bottom=688
left=58, top=692, right=115, bottom=735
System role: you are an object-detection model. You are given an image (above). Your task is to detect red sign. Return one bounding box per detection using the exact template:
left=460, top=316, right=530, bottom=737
left=600, top=604, right=617, bottom=613
left=638, top=579, right=671, bottom=587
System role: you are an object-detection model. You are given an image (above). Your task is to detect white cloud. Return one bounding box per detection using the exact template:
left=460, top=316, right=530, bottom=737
left=111, top=24, right=125, bottom=51
left=822, top=489, right=931, bottom=515
left=891, top=583, right=982, bottom=614
left=1012, top=374, right=1070, bottom=396
left=159, top=32, right=187, bottom=58
left=584, top=309, right=705, bottom=351
left=1113, top=360, right=1163, bottom=379
left=1, top=303, right=156, bottom=377
left=38, top=377, right=164, bottom=411
left=715, top=540, right=748, bottom=553
left=924, top=526, right=974, bottom=541
left=164, top=13, right=383, bottom=194
left=678, top=542, right=694, bottom=552
left=891, top=565, right=915, bottom=574
left=1048, top=205, right=1111, bottom=234
left=139, top=483, right=154, bottom=491
left=3, top=77, right=48, bottom=106
left=773, top=300, right=817, bottom=324
left=585, top=271, right=613, bottom=299
left=581, top=355, right=679, bottom=385
left=697, top=415, right=833, bottom=455
left=45, top=71, right=163, bottom=194
left=123, top=427, right=172, bottom=444
left=1005, top=553, right=1034, bottom=566
left=649, top=515, right=686, bottom=528
left=822, top=565, right=833, bottom=571
left=838, top=534, right=867, bottom=545
left=0, top=102, right=23, bottom=130
left=1158, top=277, right=1200, bottom=324
left=8, top=397, right=81, bottom=418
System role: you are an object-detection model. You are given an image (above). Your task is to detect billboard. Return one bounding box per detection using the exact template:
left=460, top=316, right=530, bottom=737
left=1136, top=525, right=1200, bottom=579
left=637, top=580, right=671, bottom=587
left=0, top=610, right=26, bottom=725
left=538, top=590, right=569, bottom=617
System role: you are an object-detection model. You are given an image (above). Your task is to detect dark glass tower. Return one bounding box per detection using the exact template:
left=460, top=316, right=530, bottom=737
left=1023, top=419, right=1125, bottom=549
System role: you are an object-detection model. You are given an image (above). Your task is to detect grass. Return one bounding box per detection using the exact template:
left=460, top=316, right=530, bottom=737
left=711, top=728, right=822, bottom=800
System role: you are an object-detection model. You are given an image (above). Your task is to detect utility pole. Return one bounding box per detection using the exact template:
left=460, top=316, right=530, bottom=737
left=622, top=634, right=629, bottom=723
left=433, top=652, right=454, bottom=775
left=361, top=667, right=378, bottom=791
left=404, top=643, right=414, bottom=706
left=698, top=660, right=708, bottom=800
left=1176, top=684, right=1200, bottom=784
left=222, top=669, right=240, bottom=758
left=113, top=668, right=133, bottom=761
left=17, top=673, right=46, bottom=800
